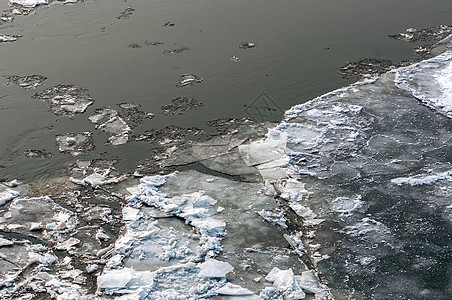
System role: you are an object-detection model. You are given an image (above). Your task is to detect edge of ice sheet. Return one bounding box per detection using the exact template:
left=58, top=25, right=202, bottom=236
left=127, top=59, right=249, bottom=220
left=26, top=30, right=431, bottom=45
left=395, top=50, right=452, bottom=118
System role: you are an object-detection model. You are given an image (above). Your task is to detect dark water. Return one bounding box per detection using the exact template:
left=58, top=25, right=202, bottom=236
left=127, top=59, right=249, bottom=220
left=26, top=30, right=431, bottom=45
left=1, top=0, right=452, bottom=180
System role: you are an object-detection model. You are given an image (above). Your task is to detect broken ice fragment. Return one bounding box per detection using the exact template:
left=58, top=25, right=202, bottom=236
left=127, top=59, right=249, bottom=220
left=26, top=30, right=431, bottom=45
left=89, top=108, right=131, bottom=145
left=238, top=42, right=256, bottom=49
left=55, top=237, right=80, bottom=251
left=33, top=84, right=94, bottom=116
left=0, top=187, right=19, bottom=206
left=56, top=132, right=94, bottom=156
left=161, top=97, right=203, bottom=115
left=216, top=282, right=255, bottom=296
left=86, top=264, right=99, bottom=274
left=198, top=259, right=234, bottom=277
left=265, top=267, right=306, bottom=299
left=24, top=149, right=53, bottom=159
left=30, top=222, right=43, bottom=231
left=97, top=268, right=133, bottom=289
left=0, top=34, right=21, bottom=42
left=230, top=55, right=240, bottom=62
left=4, top=75, right=46, bottom=89
left=179, top=74, right=203, bottom=87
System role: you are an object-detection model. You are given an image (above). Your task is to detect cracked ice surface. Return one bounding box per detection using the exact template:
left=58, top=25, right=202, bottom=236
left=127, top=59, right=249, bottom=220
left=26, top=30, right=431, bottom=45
left=263, top=50, right=452, bottom=298
left=396, top=50, right=452, bottom=118
left=95, top=170, right=329, bottom=299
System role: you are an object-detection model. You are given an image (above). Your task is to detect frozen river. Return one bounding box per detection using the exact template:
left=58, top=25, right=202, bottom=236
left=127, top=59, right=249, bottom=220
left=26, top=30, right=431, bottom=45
left=1, top=0, right=452, bottom=299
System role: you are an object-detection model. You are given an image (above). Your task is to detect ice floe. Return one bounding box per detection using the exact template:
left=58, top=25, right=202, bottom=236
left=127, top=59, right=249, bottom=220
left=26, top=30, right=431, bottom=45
left=160, top=97, right=203, bottom=115
left=55, top=132, right=94, bottom=155
left=89, top=108, right=131, bottom=145
left=179, top=74, right=203, bottom=87
left=4, top=74, right=47, bottom=89
left=0, top=34, right=21, bottom=42
left=396, top=50, right=452, bottom=118
left=33, top=84, right=94, bottom=116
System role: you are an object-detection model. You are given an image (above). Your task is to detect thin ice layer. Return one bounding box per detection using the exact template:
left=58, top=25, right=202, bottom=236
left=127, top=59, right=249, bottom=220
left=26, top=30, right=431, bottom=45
left=396, top=50, right=452, bottom=118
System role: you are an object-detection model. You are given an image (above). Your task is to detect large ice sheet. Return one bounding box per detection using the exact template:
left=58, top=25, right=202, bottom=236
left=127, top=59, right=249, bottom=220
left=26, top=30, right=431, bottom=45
left=396, top=51, right=452, bottom=118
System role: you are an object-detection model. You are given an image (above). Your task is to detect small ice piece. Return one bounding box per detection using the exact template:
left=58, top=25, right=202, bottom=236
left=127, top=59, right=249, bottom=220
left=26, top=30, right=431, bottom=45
left=179, top=74, right=203, bottom=87
left=4, top=75, right=47, bottom=89
left=216, top=282, right=254, bottom=296
left=206, top=178, right=216, bottom=183
left=86, top=264, right=99, bottom=274
left=230, top=55, right=240, bottom=62
left=55, top=237, right=80, bottom=251
left=0, top=188, right=19, bottom=206
left=238, top=42, right=256, bottom=49
left=30, top=222, right=43, bottom=231
left=33, top=84, right=94, bottom=116
left=217, top=206, right=225, bottom=213
left=56, top=132, right=94, bottom=156
left=97, top=268, right=133, bottom=289
left=0, top=237, right=14, bottom=247
left=198, top=259, right=234, bottom=278
left=265, top=267, right=306, bottom=299
left=0, top=34, right=21, bottom=43
left=295, top=270, right=323, bottom=295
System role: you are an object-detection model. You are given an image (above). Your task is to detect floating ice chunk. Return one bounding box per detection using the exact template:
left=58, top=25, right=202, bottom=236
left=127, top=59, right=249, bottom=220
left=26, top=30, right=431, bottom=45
left=191, top=218, right=226, bottom=236
left=55, top=237, right=80, bottom=251
left=56, top=132, right=94, bottom=156
left=30, top=222, right=43, bottom=231
left=238, top=42, right=256, bottom=49
left=198, top=259, right=234, bottom=277
left=4, top=75, right=46, bottom=89
left=86, top=264, right=99, bottom=274
left=179, top=74, right=203, bottom=86
left=89, top=108, right=131, bottom=145
left=391, top=170, right=452, bottom=186
left=395, top=51, right=452, bottom=118
left=161, top=97, right=203, bottom=115
left=33, top=84, right=94, bottom=116
left=97, top=268, right=134, bottom=289
left=9, top=0, right=49, bottom=7
left=0, top=187, right=19, bottom=206
left=0, top=34, right=21, bottom=42
left=265, top=267, right=306, bottom=299
left=216, top=282, right=255, bottom=295
left=0, top=237, right=14, bottom=247
left=295, top=270, right=324, bottom=295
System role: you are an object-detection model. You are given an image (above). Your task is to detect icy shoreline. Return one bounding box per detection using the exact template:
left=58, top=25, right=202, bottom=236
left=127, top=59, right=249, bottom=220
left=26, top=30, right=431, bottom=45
left=1, top=2, right=452, bottom=296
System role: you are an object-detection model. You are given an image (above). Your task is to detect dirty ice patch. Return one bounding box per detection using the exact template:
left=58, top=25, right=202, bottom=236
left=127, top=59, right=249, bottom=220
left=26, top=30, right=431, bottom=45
left=89, top=108, right=131, bottom=145
left=0, top=34, right=21, bottom=42
left=396, top=51, right=452, bottom=118
left=55, top=132, right=94, bottom=156
left=33, top=84, right=94, bottom=116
